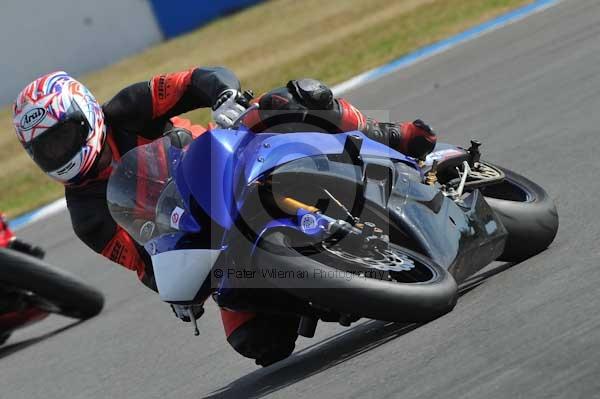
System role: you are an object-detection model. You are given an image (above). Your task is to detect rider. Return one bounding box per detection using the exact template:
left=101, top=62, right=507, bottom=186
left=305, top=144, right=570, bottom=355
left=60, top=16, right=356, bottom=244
left=12, top=68, right=436, bottom=366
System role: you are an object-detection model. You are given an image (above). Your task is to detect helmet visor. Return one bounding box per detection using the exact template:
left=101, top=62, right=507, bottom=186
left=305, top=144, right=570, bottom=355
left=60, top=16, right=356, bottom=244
left=27, top=112, right=89, bottom=173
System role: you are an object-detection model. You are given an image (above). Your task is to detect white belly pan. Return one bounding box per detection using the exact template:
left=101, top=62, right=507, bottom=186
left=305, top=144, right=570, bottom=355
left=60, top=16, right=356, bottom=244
left=151, top=249, right=221, bottom=302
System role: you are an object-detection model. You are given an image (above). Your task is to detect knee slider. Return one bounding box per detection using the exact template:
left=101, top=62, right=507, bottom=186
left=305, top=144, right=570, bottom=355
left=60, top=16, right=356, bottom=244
left=225, top=315, right=299, bottom=360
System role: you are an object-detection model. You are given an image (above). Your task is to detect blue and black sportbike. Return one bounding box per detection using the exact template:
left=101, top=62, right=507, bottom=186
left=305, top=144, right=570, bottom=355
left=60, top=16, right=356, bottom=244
left=107, top=105, right=558, bottom=338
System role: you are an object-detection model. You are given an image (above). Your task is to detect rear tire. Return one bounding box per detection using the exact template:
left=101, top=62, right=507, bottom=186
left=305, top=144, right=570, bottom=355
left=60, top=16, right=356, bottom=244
left=482, top=167, right=558, bottom=262
left=0, top=248, right=104, bottom=319
left=252, top=231, right=458, bottom=323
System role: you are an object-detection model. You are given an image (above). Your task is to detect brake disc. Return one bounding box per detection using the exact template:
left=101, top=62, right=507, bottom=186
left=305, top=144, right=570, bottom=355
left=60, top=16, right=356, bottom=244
left=322, top=244, right=416, bottom=272
left=470, top=162, right=503, bottom=180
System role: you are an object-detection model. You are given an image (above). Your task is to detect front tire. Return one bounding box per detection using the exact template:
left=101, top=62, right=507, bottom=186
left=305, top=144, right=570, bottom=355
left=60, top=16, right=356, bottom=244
left=0, top=248, right=104, bottom=319
left=482, top=167, right=559, bottom=262
left=252, top=231, right=458, bottom=323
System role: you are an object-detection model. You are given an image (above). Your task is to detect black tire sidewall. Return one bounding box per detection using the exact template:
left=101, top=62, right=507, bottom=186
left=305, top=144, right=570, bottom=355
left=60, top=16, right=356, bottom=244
left=483, top=166, right=559, bottom=262
left=252, top=231, right=458, bottom=323
left=0, top=248, right=104, bottom=319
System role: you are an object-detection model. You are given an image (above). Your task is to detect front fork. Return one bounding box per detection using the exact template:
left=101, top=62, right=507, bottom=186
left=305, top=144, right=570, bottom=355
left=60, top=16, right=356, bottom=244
left=272, top=194, right=390, bottom=254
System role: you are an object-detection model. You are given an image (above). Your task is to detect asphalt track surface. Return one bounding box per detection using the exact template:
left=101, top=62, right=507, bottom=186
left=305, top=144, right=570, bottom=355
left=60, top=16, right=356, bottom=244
left=2, top=1, right=600, bottom=397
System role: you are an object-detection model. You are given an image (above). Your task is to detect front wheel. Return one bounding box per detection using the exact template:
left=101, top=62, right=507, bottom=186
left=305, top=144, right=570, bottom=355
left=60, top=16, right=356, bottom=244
left=481, top=166, right=559, bottom=262
left=252, top=231, right=458, bottom=323
left=0, top=248, right=104, bottom=319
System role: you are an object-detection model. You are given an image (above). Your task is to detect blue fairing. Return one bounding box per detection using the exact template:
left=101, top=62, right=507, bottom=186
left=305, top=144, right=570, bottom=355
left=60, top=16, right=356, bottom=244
left=178, top=127, right=251, bottom=229
left=239, top=129, right=416, bottom=183
left=178, top=126, right=417, bottom=229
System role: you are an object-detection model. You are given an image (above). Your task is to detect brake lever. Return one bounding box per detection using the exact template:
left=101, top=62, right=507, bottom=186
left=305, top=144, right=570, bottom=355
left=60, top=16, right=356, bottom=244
left=230, top=103, right=260, bottom=130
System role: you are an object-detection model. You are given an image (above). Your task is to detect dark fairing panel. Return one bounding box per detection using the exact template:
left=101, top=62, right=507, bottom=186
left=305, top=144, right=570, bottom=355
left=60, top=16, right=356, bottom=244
left=388, top=176, right=507, bottom=283
left=257, top=153, right=506, bottom=283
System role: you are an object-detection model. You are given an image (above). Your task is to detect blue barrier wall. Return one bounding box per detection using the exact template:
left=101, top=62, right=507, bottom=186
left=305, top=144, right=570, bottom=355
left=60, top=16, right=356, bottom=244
left=148, top=0, right=264, bottom=38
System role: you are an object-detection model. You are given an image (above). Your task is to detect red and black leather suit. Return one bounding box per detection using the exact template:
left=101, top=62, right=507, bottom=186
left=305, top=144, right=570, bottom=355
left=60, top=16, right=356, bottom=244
left=242, top=78, right=436, bottom=161
left=65, top=69, right=436, bottom=366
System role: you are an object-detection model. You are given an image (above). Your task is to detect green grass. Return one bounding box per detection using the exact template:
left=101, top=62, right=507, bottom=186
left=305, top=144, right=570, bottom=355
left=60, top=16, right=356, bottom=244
left=0, top=0, right=532, bottom=217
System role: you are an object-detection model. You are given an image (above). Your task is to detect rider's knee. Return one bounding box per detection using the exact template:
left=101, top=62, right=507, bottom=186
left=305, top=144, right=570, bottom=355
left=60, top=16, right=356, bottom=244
left=223, top=310, right=299, bottom=366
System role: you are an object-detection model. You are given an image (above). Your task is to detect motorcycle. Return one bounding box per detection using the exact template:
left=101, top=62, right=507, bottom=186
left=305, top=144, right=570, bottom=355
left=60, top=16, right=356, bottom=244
left=107, top=107, right=558, bottom=339
left=0, top=213, right=104, bottom=345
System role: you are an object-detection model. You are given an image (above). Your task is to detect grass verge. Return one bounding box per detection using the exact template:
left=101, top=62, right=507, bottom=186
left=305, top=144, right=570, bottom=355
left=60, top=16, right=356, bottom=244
left=0, top=0, right=531, bottom=217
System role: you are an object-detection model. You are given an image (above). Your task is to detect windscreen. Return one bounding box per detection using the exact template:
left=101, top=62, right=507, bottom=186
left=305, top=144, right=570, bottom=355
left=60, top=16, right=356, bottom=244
left=107, top=136, right=186, bottom=245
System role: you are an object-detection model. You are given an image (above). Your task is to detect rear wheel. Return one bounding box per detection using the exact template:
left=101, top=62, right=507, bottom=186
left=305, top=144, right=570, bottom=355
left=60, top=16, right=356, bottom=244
left=252, top=231, right=458, bottom=323
left=481, top=166, right=559, bottom=262
left=0, top=248, right=104, bottom=319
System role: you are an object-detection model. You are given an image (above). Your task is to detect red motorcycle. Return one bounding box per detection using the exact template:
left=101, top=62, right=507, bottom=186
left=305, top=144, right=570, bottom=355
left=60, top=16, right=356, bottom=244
left=0, top=213, right=104, bottom=345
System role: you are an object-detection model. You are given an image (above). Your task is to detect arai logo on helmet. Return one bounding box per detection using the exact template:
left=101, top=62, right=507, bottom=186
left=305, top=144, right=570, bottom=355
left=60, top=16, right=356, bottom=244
left=20, top=107, right=46, bottom=130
